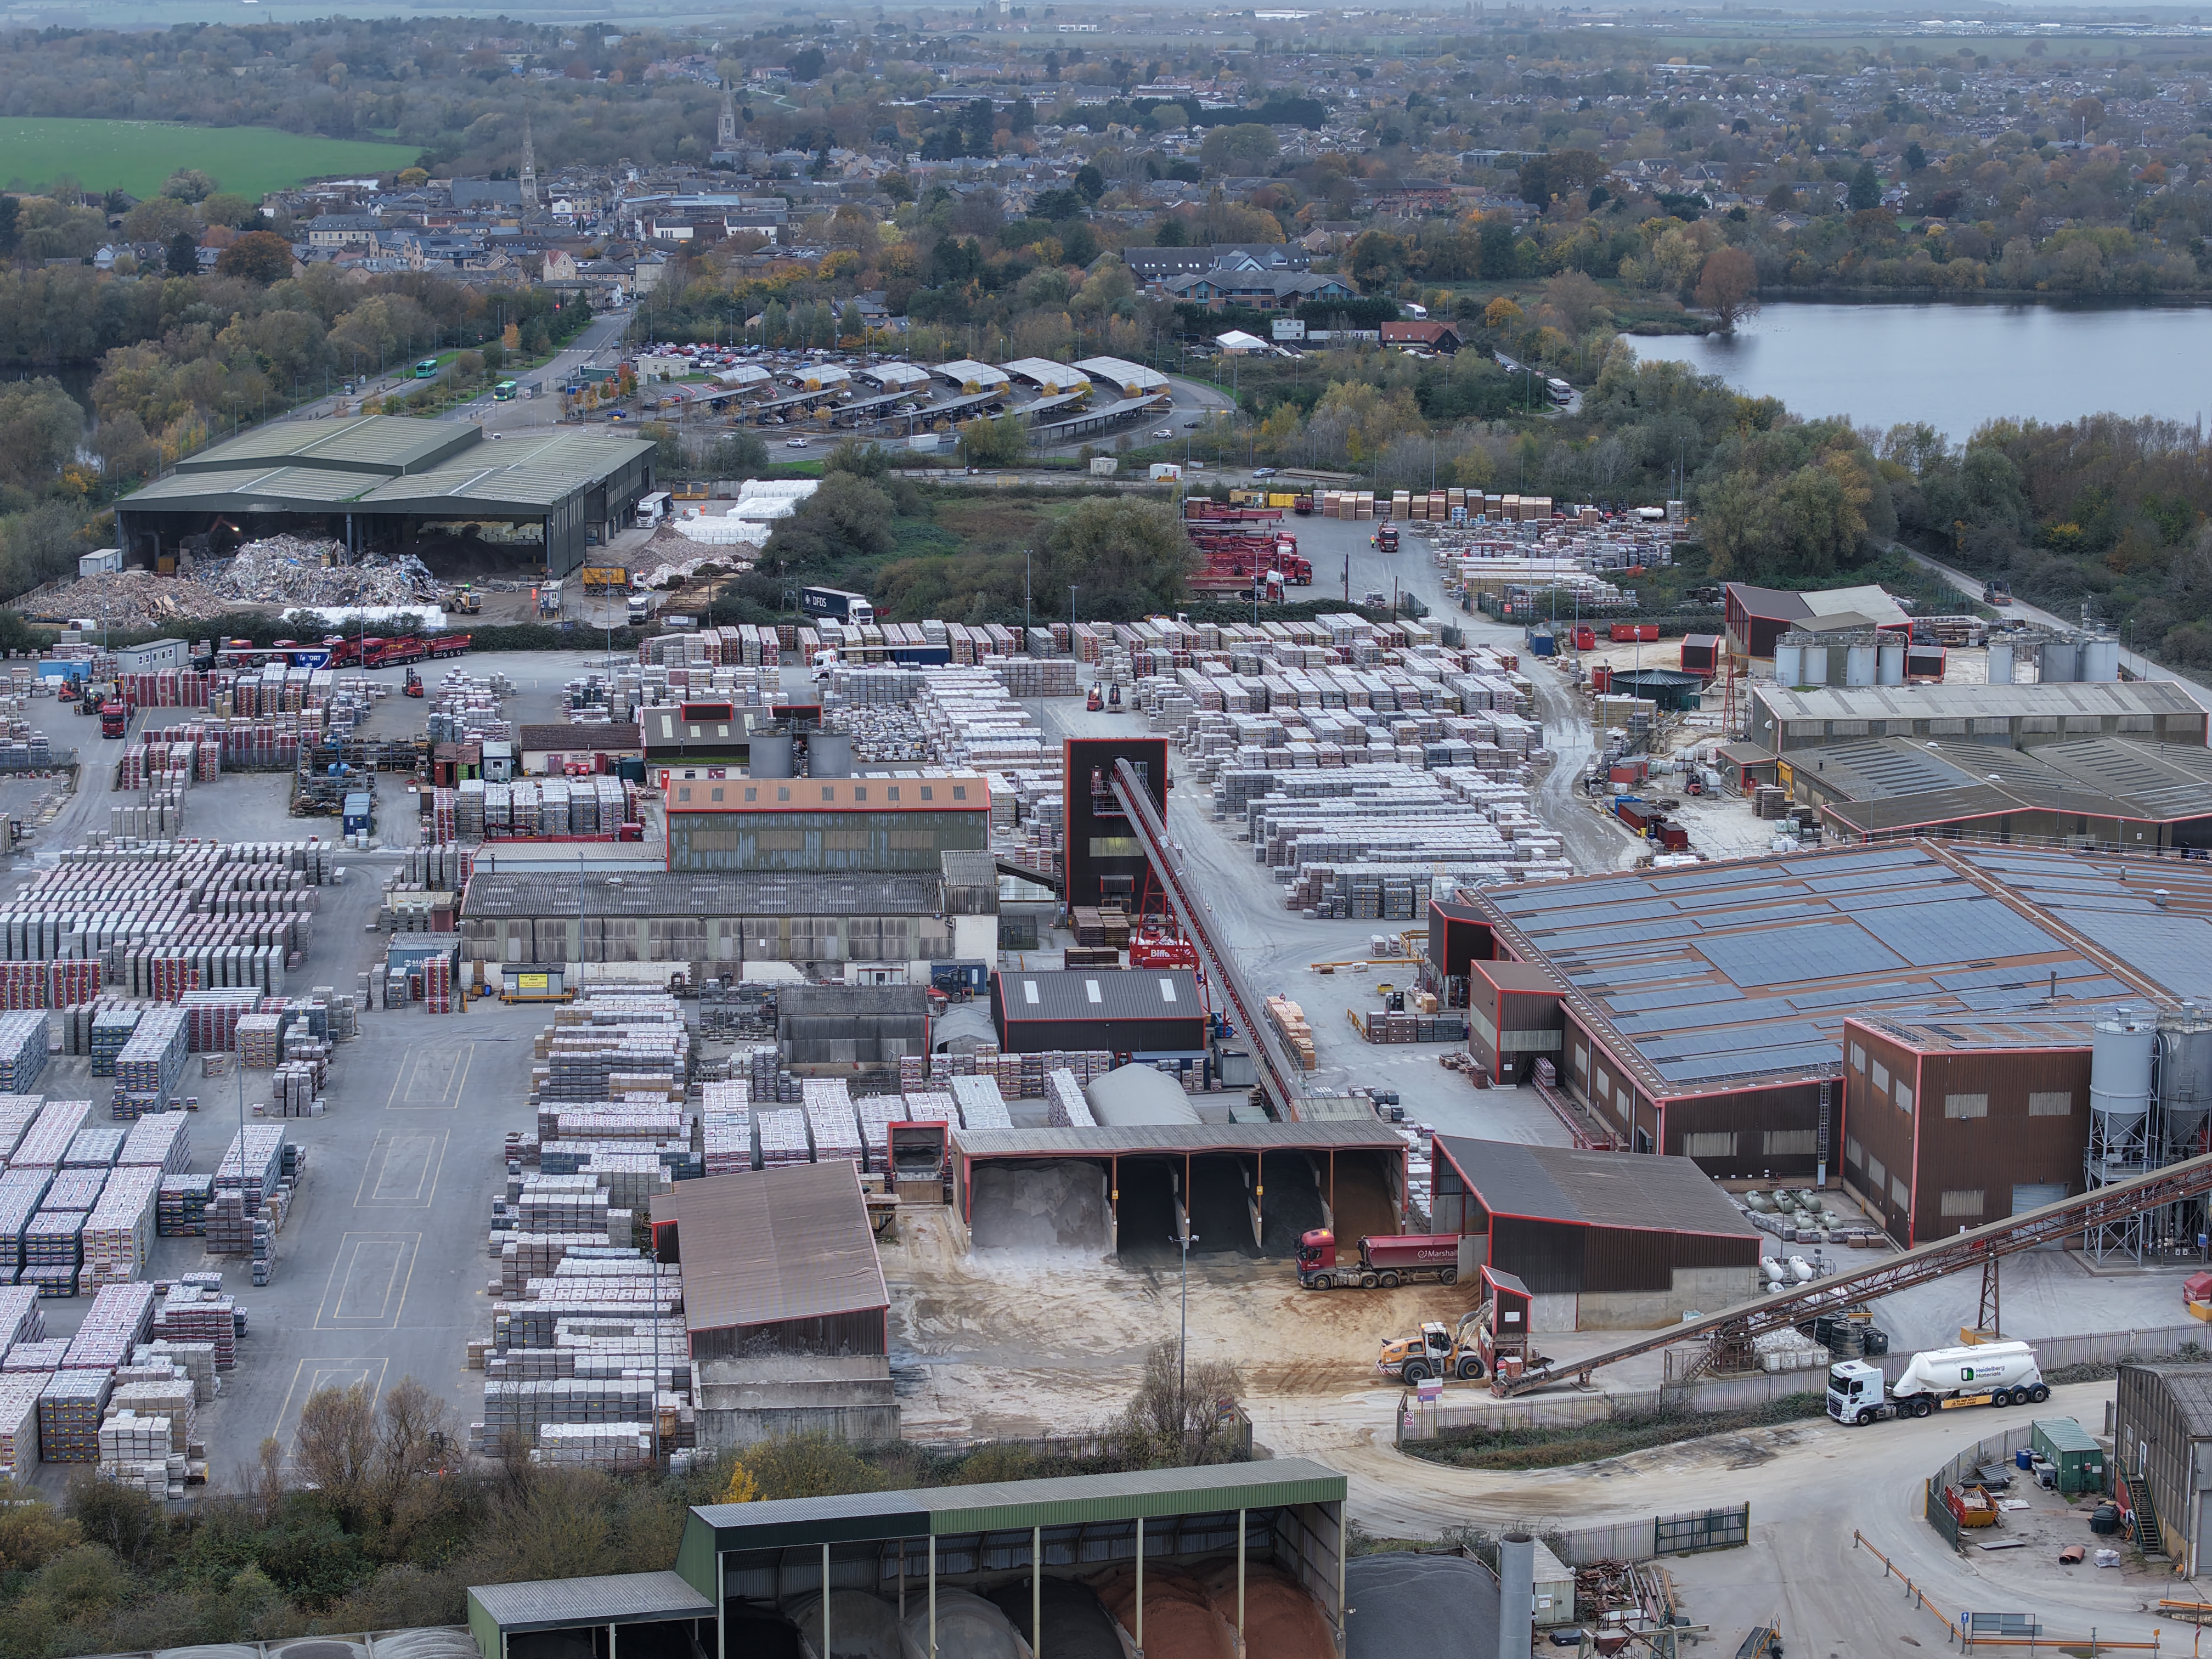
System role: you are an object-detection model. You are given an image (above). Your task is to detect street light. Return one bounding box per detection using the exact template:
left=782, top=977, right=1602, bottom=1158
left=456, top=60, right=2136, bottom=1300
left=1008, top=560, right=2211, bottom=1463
left=1175, top=1223, right=1198, bottom=1443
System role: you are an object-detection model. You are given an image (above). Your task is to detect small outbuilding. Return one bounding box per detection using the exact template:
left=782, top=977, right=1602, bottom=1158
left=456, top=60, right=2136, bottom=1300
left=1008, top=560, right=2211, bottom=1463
left=468, top=1572, right=715, bottom=1659
left=989, top=968, right=1206, bottom=1056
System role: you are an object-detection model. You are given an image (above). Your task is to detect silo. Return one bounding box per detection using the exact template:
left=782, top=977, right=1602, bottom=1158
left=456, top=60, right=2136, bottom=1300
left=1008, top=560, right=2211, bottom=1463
left=806, top=731, right=854, bottom=777
left=1497, top=1533, right=1535, bottom=1659
left=1845, top=640, right=1877, bottom=687
left=2161, top=1008, right=2212, bottom=1156
left=748, top=732, right=793, bottom=778
left=1799, top=644, right=1830, bottom=686
left=2040, top=636, right=2078, bottom=684
left=1773, top=641, right=1804, bottom=687
left=1986, top=641, right=2015, bottom=686
left=1877, top=641, right=1906, bottom=686
left=2080, top=636, right=2121, bottom=682
left=2090, top=1012, right=2156, bottom=1138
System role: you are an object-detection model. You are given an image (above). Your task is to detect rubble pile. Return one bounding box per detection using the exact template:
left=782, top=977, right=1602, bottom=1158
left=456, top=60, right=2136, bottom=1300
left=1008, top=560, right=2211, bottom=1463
left=58, top=574, right=236, bottom=631
left=191, top=540, right=442, bottom=608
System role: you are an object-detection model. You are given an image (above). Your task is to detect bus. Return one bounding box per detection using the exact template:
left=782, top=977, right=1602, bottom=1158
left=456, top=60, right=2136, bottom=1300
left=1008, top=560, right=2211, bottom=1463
left=493, top=380, right=519, bottom=401
left=414, top=358, right=441, bottom=379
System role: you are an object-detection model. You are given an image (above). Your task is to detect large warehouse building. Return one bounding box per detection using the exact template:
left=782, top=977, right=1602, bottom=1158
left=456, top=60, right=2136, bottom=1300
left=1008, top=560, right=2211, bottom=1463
left=1745, top=682, right=2212, bottom=848
left=1428, top=1137, right=1762, bottom=1329
left=665, top=773, right=991, bottom=872
left=113, top=416, right=656, bottom=577
left=1447, top=840, right=2212, bottom=1234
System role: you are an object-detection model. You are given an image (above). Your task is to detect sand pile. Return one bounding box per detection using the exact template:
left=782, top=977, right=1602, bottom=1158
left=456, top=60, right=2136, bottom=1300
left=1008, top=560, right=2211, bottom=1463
left=969, top=1160, right=1110, bottom=1254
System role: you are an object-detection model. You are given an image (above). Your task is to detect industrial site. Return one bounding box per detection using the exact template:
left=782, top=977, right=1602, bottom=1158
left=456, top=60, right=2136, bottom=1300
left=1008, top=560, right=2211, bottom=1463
left=0, top=422, right=2203, bottom=1658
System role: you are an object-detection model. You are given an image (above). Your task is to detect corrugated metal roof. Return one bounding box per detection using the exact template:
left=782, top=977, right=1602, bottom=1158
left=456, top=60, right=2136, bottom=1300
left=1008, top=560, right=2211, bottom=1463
left=518, top=723, right=641, bottom=753
left=953, top=1121, right=1404, bottom=1156
left=461, top=870, right=942, bottom=919
left=469, top=1571, right=714, bottom=1631
left=172, top=415, right=481, bottom=476
left=1756, top=681, right=2204, bottom=722
left=688, top=1457, right=1345, bottom=1551
left=647, top=1164, right=888, bottom=1335
left=2120, top=1361, right=2212, bottom=1439
left=1435, top=1136, right=1761, bottom=1238
left=119, top=465, right=382, bottom=511
left=996, top=968, right=1201, bottom=1023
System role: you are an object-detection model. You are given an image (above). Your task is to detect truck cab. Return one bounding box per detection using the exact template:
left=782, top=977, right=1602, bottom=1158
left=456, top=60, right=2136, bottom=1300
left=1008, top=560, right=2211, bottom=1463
left=1826, top=1359, right=1886, bottom=1425
left=99, top=701, right=127, bottom=740
left=627, top=595, right=651, bottom=627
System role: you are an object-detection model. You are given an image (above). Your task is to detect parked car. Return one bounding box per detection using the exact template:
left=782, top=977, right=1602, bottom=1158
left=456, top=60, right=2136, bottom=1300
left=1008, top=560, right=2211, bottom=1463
left=785, top=437, right=810, bottom=448
left=1153, top=427, right=1173, bottom=438
left=1252, top=467, right=1277, bottom=478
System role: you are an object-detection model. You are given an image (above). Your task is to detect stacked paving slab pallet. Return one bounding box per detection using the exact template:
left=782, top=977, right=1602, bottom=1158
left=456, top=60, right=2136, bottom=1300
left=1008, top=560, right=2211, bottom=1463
left=0, top=1013, right=46, bottom=1094
left=64, top=1283, right=155, bottom=1368
left=37, top=1369, right=111, bottom=1462
left=82, top=1169, right=162, bottom=1285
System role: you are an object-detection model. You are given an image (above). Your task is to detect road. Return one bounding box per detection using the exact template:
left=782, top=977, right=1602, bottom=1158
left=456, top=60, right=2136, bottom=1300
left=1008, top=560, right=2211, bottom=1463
left=1901, top=545, right=2212, bottom=702
left=1254, top=1378, right=2168, bottom=1651
left=263, top=312, right=631, bottom=432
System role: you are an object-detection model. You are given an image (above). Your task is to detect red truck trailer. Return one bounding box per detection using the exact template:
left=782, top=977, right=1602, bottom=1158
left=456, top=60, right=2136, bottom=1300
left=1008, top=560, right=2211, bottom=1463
left=1297, top=1228, right=1463, bottom=1289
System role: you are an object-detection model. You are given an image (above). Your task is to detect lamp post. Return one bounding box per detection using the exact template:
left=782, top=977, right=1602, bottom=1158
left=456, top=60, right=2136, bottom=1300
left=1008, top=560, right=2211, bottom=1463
left=1175, top=1223, right=1197, bottom=1443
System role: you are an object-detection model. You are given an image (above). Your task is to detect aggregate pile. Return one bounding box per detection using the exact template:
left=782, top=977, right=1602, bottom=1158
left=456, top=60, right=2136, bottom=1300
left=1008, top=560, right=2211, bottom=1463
left=190, top=539, right=442, bottom=609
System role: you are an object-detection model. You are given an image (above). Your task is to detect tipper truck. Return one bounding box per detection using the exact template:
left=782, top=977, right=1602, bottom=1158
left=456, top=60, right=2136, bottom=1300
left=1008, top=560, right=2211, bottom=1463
left=1297, top=1229, right=1461, bottom=1289
left=1825, top=1339, right=2049, bottom=1425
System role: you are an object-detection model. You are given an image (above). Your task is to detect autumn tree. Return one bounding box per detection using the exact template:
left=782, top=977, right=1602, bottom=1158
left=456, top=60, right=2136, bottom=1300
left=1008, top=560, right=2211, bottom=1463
left=218, top=230, right=295, bottom=285
left=1695, top=246, right=1760, bottom=332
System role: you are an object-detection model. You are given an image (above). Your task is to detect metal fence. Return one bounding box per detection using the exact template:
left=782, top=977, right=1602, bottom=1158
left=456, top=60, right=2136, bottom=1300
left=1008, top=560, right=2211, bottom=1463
left=1396, top=1322, right=2211, bottom=1443
left=1926, top=1424, right=2041, bottom=1554
left=1499, top=1506, right=1752, bottom=1568
left=0, top=750, right=72, bottom=773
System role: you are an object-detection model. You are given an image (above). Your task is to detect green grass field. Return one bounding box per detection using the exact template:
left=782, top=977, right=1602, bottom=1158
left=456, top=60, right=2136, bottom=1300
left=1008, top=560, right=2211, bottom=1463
left=0, top=118, right=418, bottom=200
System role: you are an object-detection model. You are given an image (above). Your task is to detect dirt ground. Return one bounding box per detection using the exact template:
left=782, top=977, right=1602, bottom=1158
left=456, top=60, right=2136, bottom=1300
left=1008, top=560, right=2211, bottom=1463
left=884, top=1211, right=1458, bottom=1441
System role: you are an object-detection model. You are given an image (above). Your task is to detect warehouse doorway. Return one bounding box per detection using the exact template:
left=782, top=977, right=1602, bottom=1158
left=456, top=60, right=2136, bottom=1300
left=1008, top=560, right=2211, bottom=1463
left=2013, top=1183, right=2068, bottom=1248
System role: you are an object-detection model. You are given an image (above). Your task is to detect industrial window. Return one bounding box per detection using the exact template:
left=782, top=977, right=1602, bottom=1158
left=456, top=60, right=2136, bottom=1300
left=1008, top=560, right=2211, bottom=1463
left=1866, top=1154, right=1886, bottom=1189
left=1871, top=1060, right=1890, bottom=1093
left=1594, top=1069, right=1611, bottom=1099
left=777, top=787, right=790, bottom=802
left=1944, top=1093, right=1989, bottom=1120
left=1894, top=1083, right=1912, bottom=1114
left=953, top=785, right=968, bottom=800
left=854, top=787, right=867, bottom=802
left=755, top=831, right=805, bottom=851
left=1849, top=1043, right=1865, bottom=1074
left=888, top=787, right=900, bottom=802
left=744, top=788, right=757, bottom=802
left=1571, top=1042, right=1587, bottom=1075
left=677, top=786, right=692, bottom=803
left=822, top=787, right=836, bottom=802
left=1763, top=1130, right=1817, bottom=1156
left=2028, top=1091, right=2073, bottom=1117
left=1891, top=1176, right=1910, bottom=1209
left=710, top=787, right=724, bottom=803
left=1089, top=836, right=1143, bottom=858
left=822, top=831, right=872, bottom=850
left=1681, top=1132, right=1735, bottom=1159
left=1941, top=1188, right=1985, bottom=1218
left=889, top=831, right=936, bottom=850
left=1846, top=1137, right=1863, bottom=1170
left=921, top=787, right=934, bottom=801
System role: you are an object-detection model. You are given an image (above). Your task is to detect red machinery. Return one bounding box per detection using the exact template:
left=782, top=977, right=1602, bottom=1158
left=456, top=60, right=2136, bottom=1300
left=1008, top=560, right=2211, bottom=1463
left=402, top=668, right=424, bottom=697
left=1128, top=922, right=1198, bottom=969
left=99, top=700, right=127, bottom=739
left=1188, top=529, right=1311, bottom=586
left=1183, top=502, right=1284, bottom=524
left=325, top=633, right=473, bottom=669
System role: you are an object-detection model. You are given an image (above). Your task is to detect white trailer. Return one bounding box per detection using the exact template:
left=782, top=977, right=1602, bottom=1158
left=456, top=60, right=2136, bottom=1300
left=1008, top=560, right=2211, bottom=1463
left=1827, top=1339, right=2050, bottom=1425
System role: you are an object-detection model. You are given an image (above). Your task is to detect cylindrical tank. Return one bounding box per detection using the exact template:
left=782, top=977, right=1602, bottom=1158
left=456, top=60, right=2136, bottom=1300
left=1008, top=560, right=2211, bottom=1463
left=2040, top=637, right=2078, bottom=684
left=1799, top=644, right=1830, bottom=686
left=1877, top=642, right=1906, bottom=686
left=2080, top=637, right=2121, bottom=682
left=1845, top=641, right=1877, bottom=687
left=1986, top=641, right=2015, bottom=686
left=2090, top=1013, right=2157, bottom=1132
left=2161, top=1016, right=2212, bottom=1153
left=747, top=732, right=793, bottom=778
left=1773, top=642, right=1804, bottom=687
left=806, top=731, right=853, bottom=777
left=1498, top=1534, right=1535, bottom=1659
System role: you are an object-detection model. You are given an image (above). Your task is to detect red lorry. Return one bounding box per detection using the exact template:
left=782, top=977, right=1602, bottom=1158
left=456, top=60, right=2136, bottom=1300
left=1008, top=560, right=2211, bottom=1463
left=99, top=700, right=127, bottom=740
left=1297, top=1228, right=1463, bottom=1290
left=325, top=633, right=473, bottom=669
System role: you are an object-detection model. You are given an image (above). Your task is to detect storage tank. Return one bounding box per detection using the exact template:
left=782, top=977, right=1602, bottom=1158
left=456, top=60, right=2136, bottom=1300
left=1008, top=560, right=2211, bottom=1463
left=747, top=732, right=793, bottom=778
left=2090, top=1011, right=2157, bottom=1132
left=2080, top=636, right=2121, bottom=682
left=2040, top=636, right=2079, bottom=684
left=1877, top=641, right=1906, bottom=686
left=1498, top=1534, right=1535, bottom=1659
left=2160, top=1009, right=2212, bottom=1154
left=1773, top=641, right=1804, bottom=687
left=1844, top=641, right=1877, bottom=687
left=1892, top=1339, right=2039, bottom=1397
left=1986, top=641, right=2015, bottom=686
left=1799, top=644, right=1830, bottom=686
left=806, top=731, right=853, bottom=777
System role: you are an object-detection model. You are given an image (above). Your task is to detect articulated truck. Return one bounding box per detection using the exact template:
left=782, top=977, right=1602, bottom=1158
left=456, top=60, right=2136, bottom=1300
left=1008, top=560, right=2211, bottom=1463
left=1825, top=1339, right=2049, bottom=1425
left=1297, top=1229, right=1460, bottom=1290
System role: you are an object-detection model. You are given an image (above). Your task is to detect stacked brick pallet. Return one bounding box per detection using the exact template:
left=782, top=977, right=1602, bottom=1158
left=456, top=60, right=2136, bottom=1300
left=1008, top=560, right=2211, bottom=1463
left=0, top=1380, right=38, bottom=1477
left=505, top=1176, right=631, bottom=1245
left=64, top=1283, right=155, bottom=1368
left=949, top=1076, right=1013, bottom=1132
left=532, top=1423, right=653, bottom=1468
left=213, top=1126, right=287, bottom=1212
left=802, top=1079, right=861, bottom=1167
left=13, top=1100, right=90, bottom=1170
left=3, top=1338, right=64, bottom=1372
left=234, top=1013, right=284, bottom=1068
left=701, top=1080, right=751, bottom=1176
left=0, top=1013, right=46, bottom=1094
left=755, top=1108, right=810, bottom=1168
left=41, top=1171, right=106, bottom=1210
left=150, top=1284, right=235, bottom=1368
left=156, top=1176, right=212, bottom=1236
left=113, top=1008, right=189, bottom=1117
left=38, top=1369, right=111, bottom=1462
left=1046, top=1070, right=1096, bottom=1129
left=83, top=1169, right=162, bottom=1285
left=490, top=1234, right=623, bottom=1299
left=106, top=1380, right=193, bottom=1450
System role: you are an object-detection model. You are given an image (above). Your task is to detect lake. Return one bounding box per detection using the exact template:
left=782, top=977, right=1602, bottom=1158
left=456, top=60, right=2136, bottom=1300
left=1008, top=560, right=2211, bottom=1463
left=1628, top=301, right=2212, bottom=440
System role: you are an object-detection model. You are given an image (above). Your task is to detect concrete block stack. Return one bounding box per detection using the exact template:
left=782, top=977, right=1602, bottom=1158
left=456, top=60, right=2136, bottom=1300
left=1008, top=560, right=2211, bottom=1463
left=1046, top=1070, right=1095, bottom=1128
left=701, top=1079, right=751, bottom=1176
left=150, top=1285, right=236, bottom=1369
left=802, top=1078, right=861, bottom=1167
